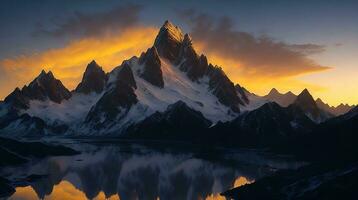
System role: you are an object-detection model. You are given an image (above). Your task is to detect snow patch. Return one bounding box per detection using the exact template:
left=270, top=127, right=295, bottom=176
left=241, top=94, right=268, bottom=111
left=24, top=92, right=102, bottom=124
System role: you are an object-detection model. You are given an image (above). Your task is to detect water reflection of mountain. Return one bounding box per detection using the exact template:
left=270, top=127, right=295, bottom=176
left=8, top=144, right=303, bottom=200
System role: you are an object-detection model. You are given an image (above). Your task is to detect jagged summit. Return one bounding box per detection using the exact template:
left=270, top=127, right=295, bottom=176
left=295, top=89, right=316, bottom=106
left=160, top=20, right=184, bottom=42
left=75, top=60, right=107, bottom=94
left=264, top=88, right=296, bottom=107
left=22, top=70, right=71, bottom=103
left=154, top=20, right=185, bottom=62
left=268, top=88, right=280, bottom=95
left=316, top=98, right=324, bottom=103
left=316, top=97, right=355, bottom=116
left=35, top=70, right=55, bottom=84
left=3, top=69, right=71, bottom=113
left=182, top=33, right=192, bottom=45
left=292, top=89, right=332, bottom=122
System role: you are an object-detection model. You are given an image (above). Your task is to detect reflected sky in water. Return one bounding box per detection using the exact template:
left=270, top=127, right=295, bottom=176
left=4, top=142, right=303, bottom=200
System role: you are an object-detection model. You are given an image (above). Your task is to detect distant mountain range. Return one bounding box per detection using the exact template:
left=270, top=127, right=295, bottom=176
left=256, top=88, right=354, bottom=116
left=0, top=20, right=355, bottom=139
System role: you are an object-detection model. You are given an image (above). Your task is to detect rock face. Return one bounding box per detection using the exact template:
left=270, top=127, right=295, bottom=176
left=207, top=66, right=245, bottom=112
left=84, top=62, right=138, bottom=129
left=154, top=20, right=184, bottom=63
left=75, top=60, right=107, bottom=94
left=177, top=34, right=209, bottom=81
left=235, top=84, right=250, bottom=105
left=4, top=70, right=71, bottom=111
left=22, top=70, right=71, bottom=103
left=138, top=47, right=164, bottom=88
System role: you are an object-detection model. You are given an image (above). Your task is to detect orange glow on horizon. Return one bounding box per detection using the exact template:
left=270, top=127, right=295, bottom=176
left=0, top=26, right=157, bottom=98
left=205, top=176, right=253, bottom=200
left=9, top=181, right=120, bottom=200
left=9, top=176, right=252, bottom=200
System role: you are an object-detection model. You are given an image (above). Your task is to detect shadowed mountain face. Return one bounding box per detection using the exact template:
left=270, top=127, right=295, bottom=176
left=74, top=60, right=107, bottom=94
left=4, top=70, right=71, bottom=110
left=291, top=89, right=332, bottom=122
left=207, top=102, right=316, bottom=148
left=84, top=62, right=138, bottom=129
left=138, top=46, right=164, bottom=88
left=154, top=20, right=184, bottom=63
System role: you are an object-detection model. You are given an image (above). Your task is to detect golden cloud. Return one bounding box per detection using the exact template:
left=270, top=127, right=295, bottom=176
left=0, top=26, right=157, bottom=99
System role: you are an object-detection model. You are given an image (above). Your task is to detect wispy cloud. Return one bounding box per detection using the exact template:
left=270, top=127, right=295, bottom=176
left=33, top=4, right=143, bottom=38
left=178, top=9, right=330, bottom=79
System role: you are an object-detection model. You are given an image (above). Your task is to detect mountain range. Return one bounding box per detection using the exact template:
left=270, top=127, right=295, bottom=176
left=255, top=88, right=355, bottom=116
left=0, top=20, right=355, bottom=139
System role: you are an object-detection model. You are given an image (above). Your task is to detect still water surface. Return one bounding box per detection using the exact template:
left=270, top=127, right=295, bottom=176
left=4, top=141, right=303, bottom=200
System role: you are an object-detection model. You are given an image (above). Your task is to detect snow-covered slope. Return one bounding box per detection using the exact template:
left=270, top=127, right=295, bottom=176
left=236, top=86, right=268, bottom=111
left=24, top=92, right=102, bottom=124
left=134, top=57, right=235, bottom=122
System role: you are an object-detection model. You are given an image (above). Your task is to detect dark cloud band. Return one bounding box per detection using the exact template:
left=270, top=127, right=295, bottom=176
left=178, top=9, right=330, bottom=78
left=33, top=4, right=143, bottom=38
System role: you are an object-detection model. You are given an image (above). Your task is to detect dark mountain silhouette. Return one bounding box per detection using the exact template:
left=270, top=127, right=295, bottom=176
left=291, top=89, right=332, bottom=122
left=75, top=60, right=107, bottom=94
left=316, top=98, right=355, bottom=116
left=4, top=70, right=71, bottom=110
left=138, top=46, right=164, bottom=88
left=222, top=106, right=358, bottom=200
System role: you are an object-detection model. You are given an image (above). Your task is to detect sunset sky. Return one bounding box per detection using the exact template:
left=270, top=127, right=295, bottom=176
left=1, top=0, right=357, bottom=106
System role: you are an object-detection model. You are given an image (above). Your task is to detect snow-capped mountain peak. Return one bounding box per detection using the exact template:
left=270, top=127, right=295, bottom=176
left=158, top=20, right=184, bottom=43
left=4, top=70, right=71, bottom=110
left=154, top=20, right=185, bottom=63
